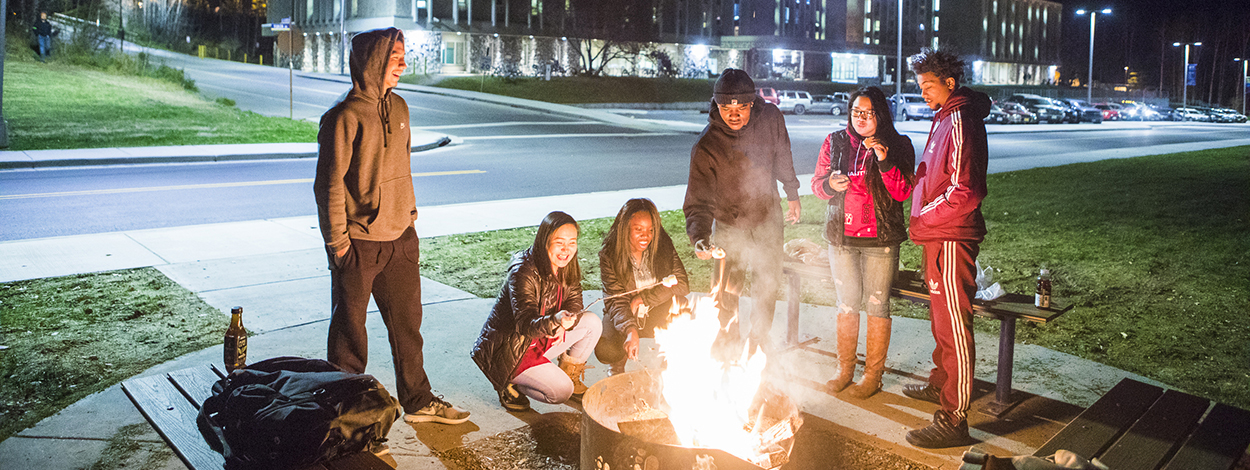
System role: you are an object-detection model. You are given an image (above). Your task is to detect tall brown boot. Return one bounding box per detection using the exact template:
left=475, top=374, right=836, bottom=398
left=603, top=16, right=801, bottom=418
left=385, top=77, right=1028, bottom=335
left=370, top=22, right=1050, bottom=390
left=826, top=312, right=860, bottom=393
left=558, top=353, right=591, bottom=398
left=847, top=316, right=891, bottom=399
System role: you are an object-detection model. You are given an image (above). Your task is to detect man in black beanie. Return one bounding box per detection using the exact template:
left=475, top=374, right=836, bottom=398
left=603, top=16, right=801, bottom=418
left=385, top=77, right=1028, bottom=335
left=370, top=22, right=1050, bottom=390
left=684, top=68, right=801, bottom=357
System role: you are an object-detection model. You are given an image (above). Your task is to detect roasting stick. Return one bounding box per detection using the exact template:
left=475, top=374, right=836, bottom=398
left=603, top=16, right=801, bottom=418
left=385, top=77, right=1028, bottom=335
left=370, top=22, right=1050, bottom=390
left=585, top=275, right=679, bottom=311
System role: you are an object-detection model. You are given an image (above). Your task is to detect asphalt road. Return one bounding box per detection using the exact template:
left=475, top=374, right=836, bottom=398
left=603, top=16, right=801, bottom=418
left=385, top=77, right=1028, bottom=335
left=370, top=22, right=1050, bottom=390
left=4, top=120, right=1247, bottom=241
left=3, top=51, right=1248, bottom=241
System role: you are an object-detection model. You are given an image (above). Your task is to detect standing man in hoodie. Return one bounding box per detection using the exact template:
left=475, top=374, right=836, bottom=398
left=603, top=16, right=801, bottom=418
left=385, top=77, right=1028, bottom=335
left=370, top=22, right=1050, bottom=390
left=684, top=69, right=801, bottom=357
left=314, top=28, right=469, bottom=425
left=900, top=49, right=991, bottom=448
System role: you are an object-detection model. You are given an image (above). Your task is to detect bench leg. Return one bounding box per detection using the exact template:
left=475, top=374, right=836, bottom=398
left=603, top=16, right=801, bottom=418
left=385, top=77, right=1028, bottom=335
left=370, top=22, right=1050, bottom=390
left=786, top=273, right=801, bottom=347
left=981, top=317, right=1020, bottom=417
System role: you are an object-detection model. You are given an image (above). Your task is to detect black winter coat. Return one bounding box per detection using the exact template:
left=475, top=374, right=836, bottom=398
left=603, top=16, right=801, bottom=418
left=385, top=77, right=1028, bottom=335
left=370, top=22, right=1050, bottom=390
left=684, top=96, right=801, bottom=246
left=599, top=230, right=690, bottom=336
left=471, top=249, right=583, bottom=392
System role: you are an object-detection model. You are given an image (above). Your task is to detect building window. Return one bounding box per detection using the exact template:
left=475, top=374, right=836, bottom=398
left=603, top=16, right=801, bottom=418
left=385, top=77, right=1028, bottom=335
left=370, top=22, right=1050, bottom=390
left=933, top=0, right=939, bottom=12
left=442, top=42, right=464, bottom=65
left=932, top=37, right=938, bottom=49
left=933, top=17, right=939, bottom=32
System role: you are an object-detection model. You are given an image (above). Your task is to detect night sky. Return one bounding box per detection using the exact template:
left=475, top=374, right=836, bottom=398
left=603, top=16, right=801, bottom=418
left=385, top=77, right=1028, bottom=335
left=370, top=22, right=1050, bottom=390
left=1050, top=0, right=1250, bottom=106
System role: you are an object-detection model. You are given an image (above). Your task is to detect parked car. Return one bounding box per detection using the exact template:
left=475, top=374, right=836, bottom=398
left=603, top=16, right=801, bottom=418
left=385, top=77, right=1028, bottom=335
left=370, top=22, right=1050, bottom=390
left=1149, top=104, right=1175, bottom=121
left=985, top=104, right=1009, bottom=124
left=1048, top=98, right=1082, bottom=123
left=1119, top=102, right=1162, bottom=121
left=890, top=94, right=936, bottom=121
left=756, top=87, right=780, bottom=106
left=1006, top=94, right=1067, bottom=123
left=1061, top=99, right=1104, bottom=123
left=1172, top=107, right=1210, bottom=122
left=1222, top=109, right=1248, bottom=123
left=778, top=90, right=814, bottom=114
left=810, top=94, right=848, bottom=115
left=999, top=102, right=1038, bottom=124
left=1094, top=103, right=1121, bottom=121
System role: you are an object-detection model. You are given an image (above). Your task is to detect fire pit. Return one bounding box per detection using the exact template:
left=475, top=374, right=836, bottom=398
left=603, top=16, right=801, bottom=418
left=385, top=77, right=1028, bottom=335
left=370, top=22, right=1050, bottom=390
left=582, top=369, right=773, bottom=470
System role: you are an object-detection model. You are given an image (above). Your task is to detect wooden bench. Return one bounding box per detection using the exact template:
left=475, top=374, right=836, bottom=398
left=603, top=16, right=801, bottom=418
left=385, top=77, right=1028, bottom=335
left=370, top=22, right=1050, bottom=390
left=961, top=377, right=1250, bottom=469
left=121, top=364, right=394, bottom=470
left=782, top=261, right=1073, bottom=416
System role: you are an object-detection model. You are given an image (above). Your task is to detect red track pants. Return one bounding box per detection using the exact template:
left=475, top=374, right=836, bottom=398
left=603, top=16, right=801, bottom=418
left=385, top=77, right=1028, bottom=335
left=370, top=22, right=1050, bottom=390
left=921, top=240, right=980, bottom=421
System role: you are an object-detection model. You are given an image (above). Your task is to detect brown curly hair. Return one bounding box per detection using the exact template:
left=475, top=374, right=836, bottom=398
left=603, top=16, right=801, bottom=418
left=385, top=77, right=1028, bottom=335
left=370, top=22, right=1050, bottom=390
left=907, top=48, right=966, bottom=84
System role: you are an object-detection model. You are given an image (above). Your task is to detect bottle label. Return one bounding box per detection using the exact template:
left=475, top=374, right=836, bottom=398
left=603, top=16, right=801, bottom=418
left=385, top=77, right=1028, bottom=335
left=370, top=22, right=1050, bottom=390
left=225, top=335, right=248, bottom=370
left=1035, top=293, right=1050, bottom=308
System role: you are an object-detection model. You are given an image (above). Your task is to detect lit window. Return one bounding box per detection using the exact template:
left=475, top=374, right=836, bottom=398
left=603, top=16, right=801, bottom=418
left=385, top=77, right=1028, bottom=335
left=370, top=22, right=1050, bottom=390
left=864, top=0, right=870, bottom=14
left=933, top=0, right=940, bottom=11
left=932, top=37, right=938, bottom=49
left=864, top=18, right=871, bottom=32
left=933, top=17, right=939, bottom=32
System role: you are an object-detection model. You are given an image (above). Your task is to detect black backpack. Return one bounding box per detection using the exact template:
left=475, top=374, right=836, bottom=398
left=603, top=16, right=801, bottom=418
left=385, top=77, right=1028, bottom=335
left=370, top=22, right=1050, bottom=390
left=197, top=356, right=402, bottom=470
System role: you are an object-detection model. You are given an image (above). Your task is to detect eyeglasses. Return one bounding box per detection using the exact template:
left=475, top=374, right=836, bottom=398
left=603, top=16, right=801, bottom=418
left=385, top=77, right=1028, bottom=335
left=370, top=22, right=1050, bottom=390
left=850, top=109, right=876, bottom=120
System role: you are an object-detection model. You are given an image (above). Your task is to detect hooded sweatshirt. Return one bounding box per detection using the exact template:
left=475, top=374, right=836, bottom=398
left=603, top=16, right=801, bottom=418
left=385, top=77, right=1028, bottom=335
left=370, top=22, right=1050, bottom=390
left=908, top=86, right=992, bottom=244
left=314, top=28, right=415, bottom=254
left=684, top=96, right=801, bottom=245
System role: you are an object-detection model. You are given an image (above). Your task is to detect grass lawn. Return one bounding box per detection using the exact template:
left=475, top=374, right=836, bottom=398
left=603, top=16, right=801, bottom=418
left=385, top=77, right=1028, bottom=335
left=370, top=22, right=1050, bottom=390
left=421, top=146, right=1250, bottom=409
left=0, top=268, right=230, bottom=442
left=421, top=75, right=862, bottom=104
left=2, top=57, right=317, bottom=150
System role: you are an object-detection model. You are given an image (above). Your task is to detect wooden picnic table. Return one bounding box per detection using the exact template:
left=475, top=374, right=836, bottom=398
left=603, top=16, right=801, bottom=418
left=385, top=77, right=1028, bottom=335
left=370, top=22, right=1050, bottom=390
left=121, top=364, right=394, bottom=470
left=960, top=377, right=1250, bottom=469
left=782, top=261, right=1073, bottom=416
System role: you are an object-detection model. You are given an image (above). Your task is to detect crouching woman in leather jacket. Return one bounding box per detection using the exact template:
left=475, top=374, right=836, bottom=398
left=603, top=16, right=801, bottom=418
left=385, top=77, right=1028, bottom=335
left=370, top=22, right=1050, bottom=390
left=594, top=198, right=690, bottom=376
left=472, top=211, right=602, bottom=411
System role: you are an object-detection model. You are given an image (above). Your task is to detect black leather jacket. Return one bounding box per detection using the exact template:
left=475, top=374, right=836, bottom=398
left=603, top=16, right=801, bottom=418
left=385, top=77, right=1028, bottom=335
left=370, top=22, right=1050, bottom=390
left=471, top=249, right=583, bottom=391
left=599, top=230, right=690, bottom=336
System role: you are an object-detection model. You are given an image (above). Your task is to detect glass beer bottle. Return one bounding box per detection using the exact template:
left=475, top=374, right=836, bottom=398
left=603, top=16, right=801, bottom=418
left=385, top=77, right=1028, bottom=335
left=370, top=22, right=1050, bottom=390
left=1035, top=269, right=1052, bottom=309
left=224, top=306, right=248, bottom=372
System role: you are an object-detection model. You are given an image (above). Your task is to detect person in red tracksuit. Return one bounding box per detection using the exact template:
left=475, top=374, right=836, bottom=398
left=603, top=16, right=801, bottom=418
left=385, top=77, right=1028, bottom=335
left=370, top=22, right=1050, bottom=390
left=900, top=48, right=992, bottom=449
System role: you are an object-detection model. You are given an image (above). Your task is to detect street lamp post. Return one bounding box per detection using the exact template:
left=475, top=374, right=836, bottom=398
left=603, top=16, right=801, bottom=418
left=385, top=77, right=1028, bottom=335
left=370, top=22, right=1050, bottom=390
left=1173, top=42, right=1202, bottom=109
left=1236, top=58, right=1247, bottom=116
left=1075, top=8, right=1111, bottom=105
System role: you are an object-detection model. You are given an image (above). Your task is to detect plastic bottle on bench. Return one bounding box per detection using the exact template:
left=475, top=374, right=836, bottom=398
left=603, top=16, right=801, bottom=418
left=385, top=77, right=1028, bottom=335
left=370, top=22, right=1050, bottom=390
left=1035, top=269, right=1052, bottom=309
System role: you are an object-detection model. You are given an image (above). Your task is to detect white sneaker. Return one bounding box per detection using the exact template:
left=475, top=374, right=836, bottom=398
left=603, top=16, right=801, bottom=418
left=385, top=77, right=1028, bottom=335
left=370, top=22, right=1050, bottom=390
left=403, top=396, right=470, bottom=425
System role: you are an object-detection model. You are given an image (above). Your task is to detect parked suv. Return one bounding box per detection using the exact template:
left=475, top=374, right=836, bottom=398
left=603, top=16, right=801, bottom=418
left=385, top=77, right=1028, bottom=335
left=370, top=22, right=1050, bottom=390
left=1061, top=99, right=1104, bottom=123
left=890, top=94, right=935, bottom=121
left=778, top=90, right=814, bottom=114
left=810, top=94, right=848, bottom=115
left=756, top=87, right=780, bottom=106
left=1006, top=94, right=1067, bottom=124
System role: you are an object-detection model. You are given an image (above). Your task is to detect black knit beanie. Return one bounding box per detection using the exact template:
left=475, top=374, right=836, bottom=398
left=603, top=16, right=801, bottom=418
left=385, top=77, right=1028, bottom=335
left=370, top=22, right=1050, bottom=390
left=714, top=68, right=756, bottom=105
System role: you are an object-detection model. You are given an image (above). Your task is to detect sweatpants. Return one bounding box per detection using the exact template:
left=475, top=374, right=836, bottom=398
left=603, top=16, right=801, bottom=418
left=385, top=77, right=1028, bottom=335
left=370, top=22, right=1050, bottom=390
left=327, top=226, right=434, bottom=413
left=921, top=240, right=980, bottom=421
left=712, top=211, right=784, bottom=349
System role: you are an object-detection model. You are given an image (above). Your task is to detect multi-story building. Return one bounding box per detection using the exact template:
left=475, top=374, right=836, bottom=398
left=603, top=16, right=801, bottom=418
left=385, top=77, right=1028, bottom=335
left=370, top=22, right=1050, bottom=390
left=266, top=0, right=1060, bottom=86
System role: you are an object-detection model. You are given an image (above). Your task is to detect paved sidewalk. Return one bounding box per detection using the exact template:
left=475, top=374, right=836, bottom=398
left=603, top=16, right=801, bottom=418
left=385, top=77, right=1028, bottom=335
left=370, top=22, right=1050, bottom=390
left=0, top=181, right=1169, bottom=470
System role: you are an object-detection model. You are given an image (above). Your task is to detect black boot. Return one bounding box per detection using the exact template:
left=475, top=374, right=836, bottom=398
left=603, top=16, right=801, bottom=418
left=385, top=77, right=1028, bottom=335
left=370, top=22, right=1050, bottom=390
left=906, top=410, right=973, bottom=449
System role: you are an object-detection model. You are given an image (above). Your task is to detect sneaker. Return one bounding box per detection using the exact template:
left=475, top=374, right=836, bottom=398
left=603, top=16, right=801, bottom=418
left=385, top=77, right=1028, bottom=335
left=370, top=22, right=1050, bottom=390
left=906, top=411, right=973, bottom=449
left=902, top=383, right=942, bottom=405
left=404, top=396, right=471, bottom=425
left=498, top=383, right=531, bottom=411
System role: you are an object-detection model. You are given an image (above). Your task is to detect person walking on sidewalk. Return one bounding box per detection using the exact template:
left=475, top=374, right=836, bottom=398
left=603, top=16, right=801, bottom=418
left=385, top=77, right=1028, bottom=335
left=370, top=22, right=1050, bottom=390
left=33, top=12, right=54, bottom=60
left=684, top=68, right=802, bottom=357
left=811, top=86, right=915, bottom=400
left=899, top=48, right=991, bottom=449
left=473, top=211, right=602, bottom=411
left=595, top=198, right=690, bottom=375
left=314, top=28, right=469, bottom=425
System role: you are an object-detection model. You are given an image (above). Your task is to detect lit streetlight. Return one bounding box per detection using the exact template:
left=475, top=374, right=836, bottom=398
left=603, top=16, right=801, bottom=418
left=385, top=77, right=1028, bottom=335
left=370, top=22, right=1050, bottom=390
left=1075, top=8, right=1111, bottom=105
left=1235, top=58, right=1247, bottom=116
left=1173, top=42, right=1202, bottom=108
